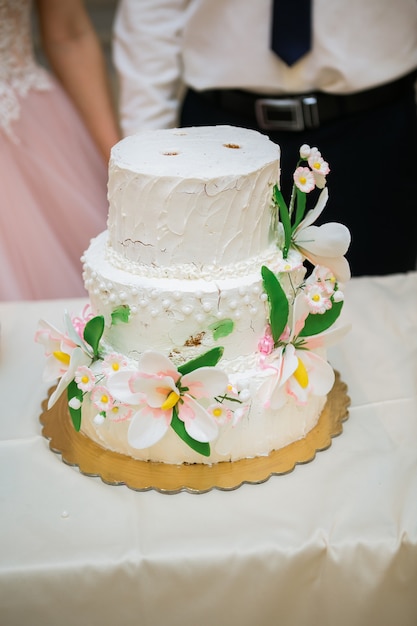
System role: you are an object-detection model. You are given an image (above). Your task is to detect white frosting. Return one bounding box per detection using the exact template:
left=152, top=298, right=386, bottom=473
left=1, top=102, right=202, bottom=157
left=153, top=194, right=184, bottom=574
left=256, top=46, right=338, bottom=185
left=82, top=231, right=305, bottom=362
left=80, top=363, right=326, bottom=465
left=107, top=126, right=280, bottom=267
left=80, top=125, right=330, bottom=465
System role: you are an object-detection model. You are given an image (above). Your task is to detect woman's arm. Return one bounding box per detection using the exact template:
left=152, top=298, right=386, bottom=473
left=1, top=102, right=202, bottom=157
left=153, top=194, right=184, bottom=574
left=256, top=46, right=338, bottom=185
left=35, top=0, right=120, bottom=161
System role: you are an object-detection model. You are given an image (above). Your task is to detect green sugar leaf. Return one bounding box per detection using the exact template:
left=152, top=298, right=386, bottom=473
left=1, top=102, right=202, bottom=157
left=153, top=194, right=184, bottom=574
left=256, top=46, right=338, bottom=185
left=293, top=188, right=307, bottom=230
left=261, top=265, right=289, bottom=344
left=170, top=407, right=211, bottom=457
left=177, top=346, right=224, bottom=376
left=83, top=315, right=105, bottom=356
left=273, top=185, right=292, bottom=257
left=111, top=305, right=131, bottom=325
left=67, top=379, right=82, bottom=431
left=299, top=300, right=344, bottom=337
left=208, top=318, right=234, bottom=340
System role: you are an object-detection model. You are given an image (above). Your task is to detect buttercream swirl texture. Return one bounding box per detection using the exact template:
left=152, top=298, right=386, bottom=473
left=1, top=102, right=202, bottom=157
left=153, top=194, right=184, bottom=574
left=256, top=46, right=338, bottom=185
left=107, top=126, right=280, bottom=267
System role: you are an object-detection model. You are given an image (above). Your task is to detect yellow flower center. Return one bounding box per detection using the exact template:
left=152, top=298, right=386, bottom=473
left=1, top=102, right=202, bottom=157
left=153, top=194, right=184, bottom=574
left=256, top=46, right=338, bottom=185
left=212, top=407, right=223, bottom=418
left=299, top=176, right=307, bottom=185
left=112, top=362, right=119, bottom=371
left=293, top=357, right=309, bottom=388
left=312, top=294, right=320, bottom=302
left=161, top=390, right=180, bottom=410
left=313, top=162, right=320, bottom=170
left=101, top=394, right=109, bottom=404
left=53, top=351, right=70, bottom=365
left=81, top=375, right=89, bottom=384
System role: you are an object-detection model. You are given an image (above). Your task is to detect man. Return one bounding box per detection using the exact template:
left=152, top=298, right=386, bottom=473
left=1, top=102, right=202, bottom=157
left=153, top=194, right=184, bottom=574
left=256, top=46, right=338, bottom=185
left=113, top=0, right=417, bottom=276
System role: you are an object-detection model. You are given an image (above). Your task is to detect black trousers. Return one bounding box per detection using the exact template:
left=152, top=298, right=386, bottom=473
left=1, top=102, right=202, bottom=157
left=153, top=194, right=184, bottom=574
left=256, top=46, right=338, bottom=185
left=180, top=85, right=417, bottom=277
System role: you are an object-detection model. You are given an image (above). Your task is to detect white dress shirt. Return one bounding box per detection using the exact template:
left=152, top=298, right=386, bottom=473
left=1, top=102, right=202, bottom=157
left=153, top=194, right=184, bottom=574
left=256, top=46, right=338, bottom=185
left=113, top=0, right=417, bottom=135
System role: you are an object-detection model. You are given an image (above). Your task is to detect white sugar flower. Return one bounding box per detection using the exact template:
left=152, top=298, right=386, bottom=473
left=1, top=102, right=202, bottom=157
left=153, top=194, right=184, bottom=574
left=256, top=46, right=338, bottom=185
left=299, top=144, right=311, bottom=159
left=292, top=188, right=351, bottom=282
left=107, top=351, right=228, bottom=450
left=35, top=319, right=92, bottom=408
left=106, top=404, right=133, bottom=422
left=258, top=294, right=350, bottom=409
left=333, top=290, right=344, bottom=302
left=275, top=247, right=304, bottom=273
left=68, top=397, right=82, bottom=411
left=259, top=342, right=335, bottom=409
left=207, top=403, right=231, bottom=425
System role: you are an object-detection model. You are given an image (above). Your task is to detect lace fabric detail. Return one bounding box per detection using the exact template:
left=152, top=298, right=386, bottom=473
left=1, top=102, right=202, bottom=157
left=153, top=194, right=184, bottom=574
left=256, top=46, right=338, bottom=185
left=0, top=0, right=51, bottom=138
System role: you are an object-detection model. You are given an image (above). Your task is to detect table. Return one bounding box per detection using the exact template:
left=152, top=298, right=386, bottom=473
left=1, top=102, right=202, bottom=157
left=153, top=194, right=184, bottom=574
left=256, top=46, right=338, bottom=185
left=1, top=272, right=416, bottom=626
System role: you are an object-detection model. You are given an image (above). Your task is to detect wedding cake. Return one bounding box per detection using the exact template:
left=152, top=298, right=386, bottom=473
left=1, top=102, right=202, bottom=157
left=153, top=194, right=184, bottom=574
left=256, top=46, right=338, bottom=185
left=36, top=126, right=351, bottom=466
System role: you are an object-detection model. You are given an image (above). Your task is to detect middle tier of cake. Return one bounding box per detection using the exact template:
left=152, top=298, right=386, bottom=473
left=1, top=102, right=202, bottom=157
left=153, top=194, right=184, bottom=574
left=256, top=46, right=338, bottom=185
left=83, top=231, right=305, bottom=364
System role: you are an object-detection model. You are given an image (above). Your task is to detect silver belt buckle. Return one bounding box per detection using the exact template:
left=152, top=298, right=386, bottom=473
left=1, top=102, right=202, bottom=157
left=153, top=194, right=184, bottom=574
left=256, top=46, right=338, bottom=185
left=255, top=96, right=319, bottom=131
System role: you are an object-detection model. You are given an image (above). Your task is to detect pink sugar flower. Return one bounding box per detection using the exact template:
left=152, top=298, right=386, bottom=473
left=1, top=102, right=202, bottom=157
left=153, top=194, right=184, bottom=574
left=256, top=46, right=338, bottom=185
left=310, top=266, right=337, bottom=295
left=258, top=325, right=275, bottom=355
left=106, top=404, right=133, bottom=422
left=304, top=283, right=332, bottom=314
left=293, top=166, right=315, bottom=193
left=102, top=353, right=128, bottom=374
left=207, top=403, right=232, bottom=426
left=75, top=365, right=96, bottom=392
left=71, top=304, right=95, bottom=338
left=91, top=386, right=114, bottom=412
left=308, top=151, right=330, bottom=188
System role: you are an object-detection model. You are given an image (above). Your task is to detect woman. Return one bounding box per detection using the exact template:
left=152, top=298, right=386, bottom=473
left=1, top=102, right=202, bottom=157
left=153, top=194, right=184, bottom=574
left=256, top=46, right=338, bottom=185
left=0, top=0, right=120, bottom=300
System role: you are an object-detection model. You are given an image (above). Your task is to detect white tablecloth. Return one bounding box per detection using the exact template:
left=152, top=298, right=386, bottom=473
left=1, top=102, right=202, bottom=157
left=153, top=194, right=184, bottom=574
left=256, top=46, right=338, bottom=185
left=1, top=272, right=416, bottom=626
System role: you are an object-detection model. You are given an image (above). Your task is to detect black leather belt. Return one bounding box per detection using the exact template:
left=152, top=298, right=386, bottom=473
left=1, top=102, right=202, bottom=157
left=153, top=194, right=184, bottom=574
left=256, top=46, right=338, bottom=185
left=199, top=71, right=416, bottom=131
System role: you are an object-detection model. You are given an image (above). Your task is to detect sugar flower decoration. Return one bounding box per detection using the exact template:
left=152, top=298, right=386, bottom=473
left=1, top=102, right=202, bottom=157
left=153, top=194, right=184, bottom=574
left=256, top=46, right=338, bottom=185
left=107, top=351, right=228, bottom=450
left=272, top=146, right=350, bottom=282
left=292, top=188, right=351, bottom=282
left=106, top=404, right=134, bottom=423
left=35, top=319, right=92, bottom=408
left=36, top=304, right=242, bottom=456
left=258, top=292, right=349, bottom=409
left=293, top=166, right=315, bottom=193
left=304, top=283, right=332, bottom=314
left=299, top=144, right=311, bottom=159
left=102, top=352, right=128, bottom=374
left=75, top=366, right=96, bottom=392
left=307, top=148, right=330, bottom=188
left=259, top=265, right=350, bottom=408
left=207, top=403, right=232, bottom=425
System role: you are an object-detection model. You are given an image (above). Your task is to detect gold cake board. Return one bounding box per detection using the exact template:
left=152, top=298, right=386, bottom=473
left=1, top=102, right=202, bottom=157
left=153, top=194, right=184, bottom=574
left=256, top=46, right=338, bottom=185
left=40, top=372, right=350, bottom=494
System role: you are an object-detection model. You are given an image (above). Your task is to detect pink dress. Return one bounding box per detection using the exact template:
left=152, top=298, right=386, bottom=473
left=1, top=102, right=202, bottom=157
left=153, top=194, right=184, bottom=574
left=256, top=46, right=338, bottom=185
left=0, top=0, right=108, bottom=301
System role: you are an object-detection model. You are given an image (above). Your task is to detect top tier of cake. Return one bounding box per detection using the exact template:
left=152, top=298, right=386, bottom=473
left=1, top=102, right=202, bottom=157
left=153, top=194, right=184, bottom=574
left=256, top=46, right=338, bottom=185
left=107, top=126, right=280, bottom=270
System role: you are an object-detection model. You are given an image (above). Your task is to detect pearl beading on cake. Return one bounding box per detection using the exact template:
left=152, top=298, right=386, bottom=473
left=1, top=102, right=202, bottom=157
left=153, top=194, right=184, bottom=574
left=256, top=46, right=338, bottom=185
left=83, top=261, right=269, bottom=323
left=105, top=240, right=284, bottom=280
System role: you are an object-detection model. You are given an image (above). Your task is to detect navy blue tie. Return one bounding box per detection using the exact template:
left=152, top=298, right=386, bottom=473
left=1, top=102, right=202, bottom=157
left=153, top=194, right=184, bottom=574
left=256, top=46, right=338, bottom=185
left=271, top=0, right=312, bottom=66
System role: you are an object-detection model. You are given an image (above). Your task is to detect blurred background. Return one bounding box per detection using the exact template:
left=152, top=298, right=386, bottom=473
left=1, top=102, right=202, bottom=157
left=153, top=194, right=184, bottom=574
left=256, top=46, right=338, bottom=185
left=32, top=0, right=119, bottom=98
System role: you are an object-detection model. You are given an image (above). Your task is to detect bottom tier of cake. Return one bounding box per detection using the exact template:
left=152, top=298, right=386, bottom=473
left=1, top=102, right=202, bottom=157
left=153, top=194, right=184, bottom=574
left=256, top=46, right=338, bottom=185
left=79, top=356, right=327, bottom=465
